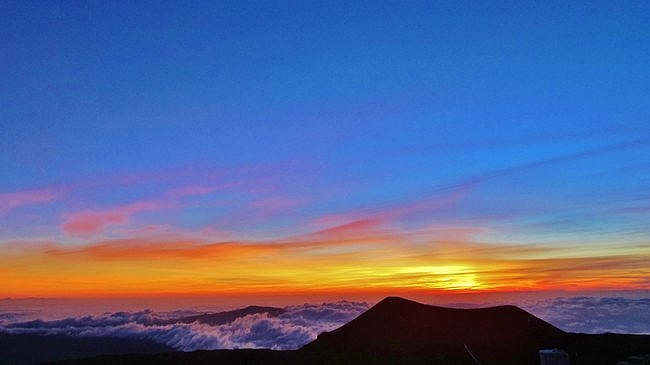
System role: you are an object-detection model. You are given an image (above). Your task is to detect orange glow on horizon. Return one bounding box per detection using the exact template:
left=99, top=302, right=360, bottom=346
left=2, top=230, right=648, bottom=299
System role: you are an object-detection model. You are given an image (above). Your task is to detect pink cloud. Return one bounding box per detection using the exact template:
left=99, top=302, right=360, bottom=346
left=307, top=219, right=383, bottom=239
left=61, top=201, right=161, bottom=236
left=0, top=189, right=56, bottom=214
left=308, top=184, right=475, bottom=231
left=309, top=211, right=370, bottom=228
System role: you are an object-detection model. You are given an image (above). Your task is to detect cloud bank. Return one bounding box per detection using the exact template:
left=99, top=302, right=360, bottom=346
left=0, top=301, right=368, bottom=351
left=2, top=297, right=649, bottom=353
left=523, top=296, right=650, bottom=334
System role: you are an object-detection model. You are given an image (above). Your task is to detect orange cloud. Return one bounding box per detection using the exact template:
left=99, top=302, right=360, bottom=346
left=307, top=184, right=475, bottom=236
left=3, top=220, right=649, bottom=298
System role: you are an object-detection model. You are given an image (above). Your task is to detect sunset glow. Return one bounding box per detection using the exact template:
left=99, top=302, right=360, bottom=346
left=2, top=1, right=650, bottom=303
left=3, top=221, right=649, bottom=298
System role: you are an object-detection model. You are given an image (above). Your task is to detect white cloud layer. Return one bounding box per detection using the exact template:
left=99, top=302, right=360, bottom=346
left=523, top=296, right=650, bottom=334
left=2, top=297, right=649, bottom=352
left=0, top=301, right=368, bottom=351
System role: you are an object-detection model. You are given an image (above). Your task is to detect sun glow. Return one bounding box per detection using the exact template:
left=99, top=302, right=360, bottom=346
left=395, top=265, right=482, bottom=290
left=2, top=230, right=648, bottom=298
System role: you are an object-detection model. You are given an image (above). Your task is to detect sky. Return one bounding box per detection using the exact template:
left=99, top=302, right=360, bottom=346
left=1, top=1, right=649, bottom=300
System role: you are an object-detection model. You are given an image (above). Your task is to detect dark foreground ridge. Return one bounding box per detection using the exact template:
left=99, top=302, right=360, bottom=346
left=27, top=296, right=650, bottom=365
left=0, top=306, right=284, bottom=365
left=0, top=333, right=171, bottom=365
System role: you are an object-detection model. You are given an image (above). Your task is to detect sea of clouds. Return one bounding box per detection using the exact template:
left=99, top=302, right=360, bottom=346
left=1, top=296, right=649, bottom=351
left=523, top=296, right=650, bottom=334
left=0, top=301, right=368, bottom=351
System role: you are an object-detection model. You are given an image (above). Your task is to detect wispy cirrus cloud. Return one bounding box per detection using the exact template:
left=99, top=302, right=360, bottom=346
left=6, top=217, right=649, bottom=298
left=307, top=183, right=474, bottom=232
left=0, top=189, right=57, bottom=215
left=445, top=138, right=650, bottom=191
left=3, top=139, right=650, bottom=297
left=57, top=182, right=240, bottom=238
left=295, top=219, right=385, bottom=242
left=61, top=201, right=162, bottom=236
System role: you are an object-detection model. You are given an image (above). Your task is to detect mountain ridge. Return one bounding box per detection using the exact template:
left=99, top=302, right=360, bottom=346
left=301, top=295, right=568, bottom=364
left=159, top=305, right=286, bottom=326
left=28, top=296, right=650, bottom=365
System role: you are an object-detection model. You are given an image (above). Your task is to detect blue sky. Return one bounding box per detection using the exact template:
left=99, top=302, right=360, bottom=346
left=1, top=1, right=649, bottom=296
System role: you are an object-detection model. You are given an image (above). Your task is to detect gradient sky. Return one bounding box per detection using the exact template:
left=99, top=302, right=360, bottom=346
left=1, top=1, right=649, bottom=299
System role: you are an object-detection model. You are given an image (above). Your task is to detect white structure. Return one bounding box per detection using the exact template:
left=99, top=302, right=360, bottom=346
left=539, top=349, right=570, bottom=365
left=624, top=355, right=650, bottom=365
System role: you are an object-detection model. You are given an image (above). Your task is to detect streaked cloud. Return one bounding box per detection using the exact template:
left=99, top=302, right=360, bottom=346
left=3, top=216, right=649, bottom=297
left=0, top=189, right=56, bottom=215
left=460, top=138, right=650, bottom=188
left=1, top=140, right=650, bottom=297
left=3, top=0, right=650, bottom=304
left=61, top=201, right=162, bottom=236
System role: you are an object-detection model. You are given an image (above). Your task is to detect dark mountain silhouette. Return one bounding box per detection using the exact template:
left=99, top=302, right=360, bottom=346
left=0, top=333, right=171, bottom=365
left=301, top=296, right=568, bottom=364
left=301, top=297, right=650, bottom=364
left=31, top=297, right=650, bottom=365
left=159, top=305, right=285, bottom=325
